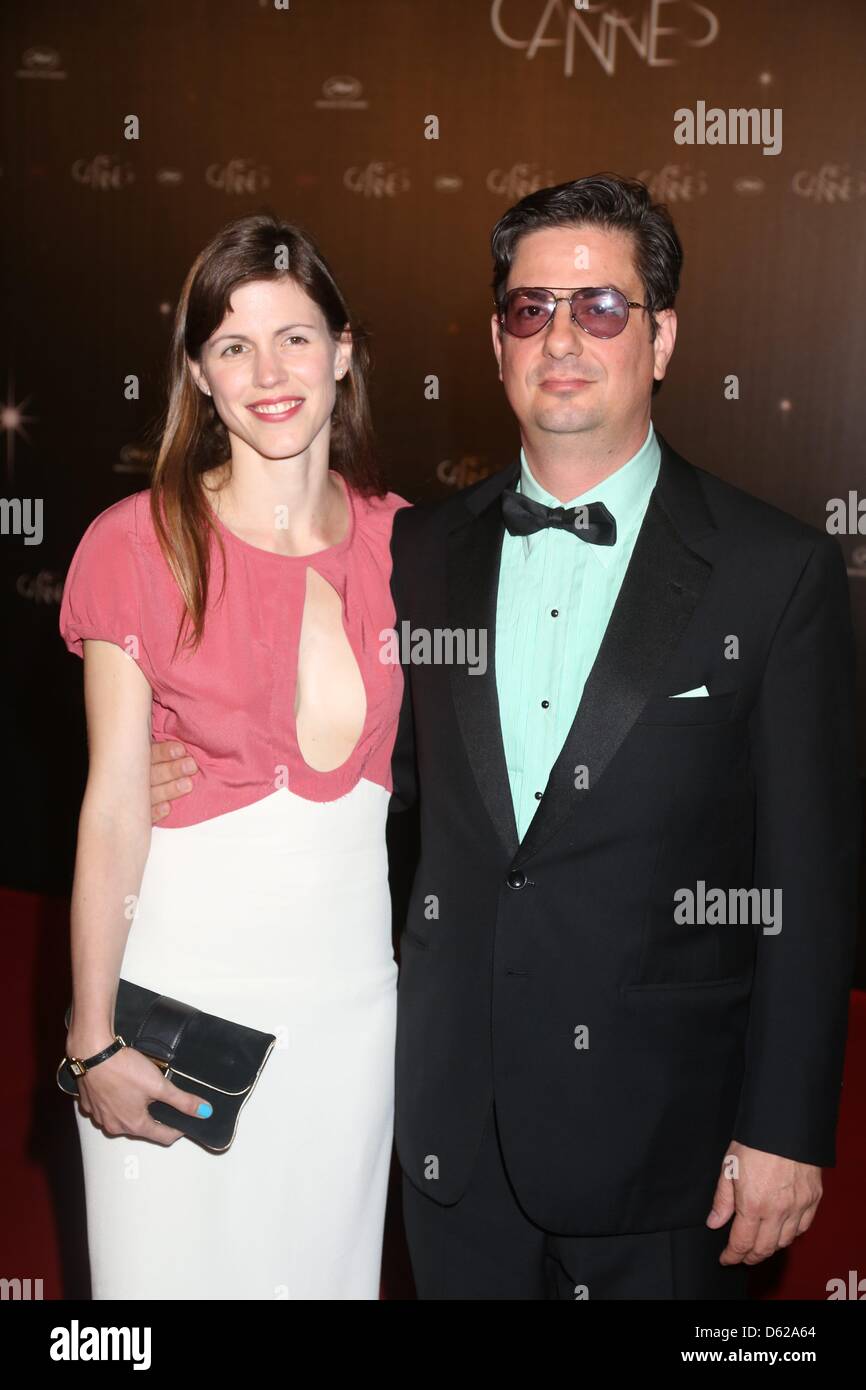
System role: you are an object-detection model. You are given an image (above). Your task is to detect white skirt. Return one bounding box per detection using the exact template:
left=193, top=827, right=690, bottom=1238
left=74, top=780, right=398, bottom=1300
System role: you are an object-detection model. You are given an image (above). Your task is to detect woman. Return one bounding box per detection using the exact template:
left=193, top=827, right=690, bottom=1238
left=59, top=212, right=410, bottom=1299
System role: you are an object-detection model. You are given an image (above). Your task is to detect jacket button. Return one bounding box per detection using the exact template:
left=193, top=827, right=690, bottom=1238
left=506, top=869, right=527, bottom=890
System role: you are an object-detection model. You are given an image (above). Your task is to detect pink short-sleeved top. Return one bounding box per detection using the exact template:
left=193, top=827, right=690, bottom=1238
left=59, top=477, right=412, bottom=827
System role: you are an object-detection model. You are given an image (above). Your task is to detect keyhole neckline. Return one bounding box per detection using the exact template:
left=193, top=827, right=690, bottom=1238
left=207, top=469, right=356, bottom=562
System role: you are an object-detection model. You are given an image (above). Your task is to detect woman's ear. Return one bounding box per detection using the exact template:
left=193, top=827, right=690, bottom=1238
left=335, top=326, right=353, bottom=379
left=187, top=358, right=211, bottom=396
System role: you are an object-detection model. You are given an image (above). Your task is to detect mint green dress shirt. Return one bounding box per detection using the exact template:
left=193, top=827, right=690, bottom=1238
left=495, top=421, right=661, bottom=841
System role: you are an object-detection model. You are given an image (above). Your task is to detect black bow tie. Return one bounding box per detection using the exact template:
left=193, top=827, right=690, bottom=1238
left=501, top=487, right=617, bottom=546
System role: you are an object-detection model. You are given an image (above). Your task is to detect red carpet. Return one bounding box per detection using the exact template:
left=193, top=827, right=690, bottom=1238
left=4, top=886, right=862, bottom=1300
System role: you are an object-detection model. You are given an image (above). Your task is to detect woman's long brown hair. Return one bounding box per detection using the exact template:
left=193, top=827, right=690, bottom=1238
left=147, top=210, right=384, bottom=657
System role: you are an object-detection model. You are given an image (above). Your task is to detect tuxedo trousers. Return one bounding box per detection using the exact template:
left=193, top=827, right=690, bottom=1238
left=402, top=1096, right=749, bottom=1300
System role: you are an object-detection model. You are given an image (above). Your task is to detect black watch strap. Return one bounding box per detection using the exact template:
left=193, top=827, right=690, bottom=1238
left=67, top=1034, right=126, bottom=1077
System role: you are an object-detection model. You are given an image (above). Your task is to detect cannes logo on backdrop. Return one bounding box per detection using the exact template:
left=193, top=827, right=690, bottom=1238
left=490, top=0, right=719, bottom=76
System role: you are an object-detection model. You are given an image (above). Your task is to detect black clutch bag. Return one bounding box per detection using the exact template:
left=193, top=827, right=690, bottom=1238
left=57, top=979, right=277, bottom=1152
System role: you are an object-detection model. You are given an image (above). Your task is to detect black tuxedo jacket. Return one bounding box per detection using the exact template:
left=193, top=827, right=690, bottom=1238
left=388, top=430, right=860, bottom=1236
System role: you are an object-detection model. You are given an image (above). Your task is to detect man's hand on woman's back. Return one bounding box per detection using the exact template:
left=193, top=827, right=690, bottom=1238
left=150, top=742, right=198, bottom=822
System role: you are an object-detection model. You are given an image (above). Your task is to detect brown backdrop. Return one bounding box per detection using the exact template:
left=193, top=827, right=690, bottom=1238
left=2, top=0, right=864, bottom=905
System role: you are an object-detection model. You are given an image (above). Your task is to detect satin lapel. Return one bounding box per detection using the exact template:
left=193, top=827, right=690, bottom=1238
left=447, top=466, right=520, bottom=859
left=512, top=455, right=714, bottom=869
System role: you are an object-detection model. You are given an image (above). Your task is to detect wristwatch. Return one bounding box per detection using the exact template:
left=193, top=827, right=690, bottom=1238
left=66, top=1034, right=127, bottom=1076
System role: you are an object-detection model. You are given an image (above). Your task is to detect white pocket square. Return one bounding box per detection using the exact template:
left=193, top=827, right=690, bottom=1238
left=670, top=685, right=709, bottom=698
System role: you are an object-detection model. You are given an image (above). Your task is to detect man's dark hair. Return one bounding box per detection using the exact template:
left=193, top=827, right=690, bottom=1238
left=490, top=172, right=683, bottom=396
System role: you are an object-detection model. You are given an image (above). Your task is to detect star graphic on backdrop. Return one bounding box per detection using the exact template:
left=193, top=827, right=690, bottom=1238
left=1, top=373, right=36, bottom=484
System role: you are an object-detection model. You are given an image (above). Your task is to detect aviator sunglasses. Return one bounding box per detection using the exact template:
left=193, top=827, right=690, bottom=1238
left=497, top=285, right=651, bottom=340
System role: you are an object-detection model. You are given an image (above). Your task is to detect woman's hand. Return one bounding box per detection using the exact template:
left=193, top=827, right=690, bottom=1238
left=71, top=1041, right=213, bottom=1145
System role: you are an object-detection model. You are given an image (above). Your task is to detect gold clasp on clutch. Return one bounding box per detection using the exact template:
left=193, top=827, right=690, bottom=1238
left=139, top=1050, right=171, bottom=1072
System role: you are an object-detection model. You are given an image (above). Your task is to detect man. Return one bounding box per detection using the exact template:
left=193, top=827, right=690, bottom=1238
left=150, top=174, right=860, bottom=1299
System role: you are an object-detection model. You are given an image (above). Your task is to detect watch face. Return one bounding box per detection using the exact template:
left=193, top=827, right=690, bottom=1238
left=70, top=1059, right=85, bottom=1075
